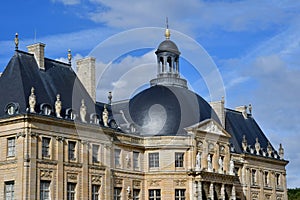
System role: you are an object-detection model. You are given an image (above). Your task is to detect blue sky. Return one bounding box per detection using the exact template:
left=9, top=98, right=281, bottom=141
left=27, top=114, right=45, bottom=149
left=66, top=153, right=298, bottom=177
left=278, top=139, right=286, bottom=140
left=1, top=0, right=300, bottom=188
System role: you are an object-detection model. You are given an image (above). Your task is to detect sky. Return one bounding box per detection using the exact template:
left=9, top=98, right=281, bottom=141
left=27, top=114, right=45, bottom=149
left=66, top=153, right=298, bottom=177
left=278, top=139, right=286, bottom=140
left=0, top=0, right=299, bottom=188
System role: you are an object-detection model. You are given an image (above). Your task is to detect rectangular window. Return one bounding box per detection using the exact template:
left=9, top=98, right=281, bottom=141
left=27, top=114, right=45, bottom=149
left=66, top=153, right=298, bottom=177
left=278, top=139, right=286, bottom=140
left=40, top=181, right=50, bottom=200
left=149, top=153, right=159, bottom=168
left=175, top=152, right=184, bottom=168
left=68, top=141, right=76, bottom=161
left=115, top=149, right=121, bottom=167
left=5, top=181, right=14, bottom=200
left=7, top=137, right=15, bottom=157
left=92, top=144, right=100, bottom=163
left=114, top=187, right=122, bottom=200
left=252, top=169, right=257, bottom=185
left=133, top=152, right=139, bottom=169
left=133, top=189, right=140, bottom=200
left=67, top=182, right=76, bottom=200
left=42, top=137, right=51, bottom=158
left=149, top=189, right=161, bottom=200
left=175, top=189, right=186, bottom=200
left=92, top=184, right=100, bottom=200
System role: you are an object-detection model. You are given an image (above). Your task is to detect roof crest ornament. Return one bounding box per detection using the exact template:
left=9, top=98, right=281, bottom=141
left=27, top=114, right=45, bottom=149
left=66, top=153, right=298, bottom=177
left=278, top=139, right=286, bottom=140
left=68, top=49, right=72, bottom=65
left=15, top=33, right=19, bottom=50
left=165, top=17, right=170, bottom=40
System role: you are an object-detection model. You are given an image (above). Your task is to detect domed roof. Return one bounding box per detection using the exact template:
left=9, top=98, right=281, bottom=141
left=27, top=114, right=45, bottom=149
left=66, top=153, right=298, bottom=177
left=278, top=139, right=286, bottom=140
left=156, top=39, right=180, bottom=55
left=125, top=85, right=220, bottom=136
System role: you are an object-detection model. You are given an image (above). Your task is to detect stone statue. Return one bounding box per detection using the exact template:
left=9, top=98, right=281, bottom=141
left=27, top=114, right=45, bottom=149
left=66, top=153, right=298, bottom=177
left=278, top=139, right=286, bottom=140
left=196, top=151, right=201, bottom=171
left=55, top=94, right=62, bottom=118
left=218, top=157, right=223, bottom=174
left=255, top=138, right=260, bottom=155
left=229, top=159, right=235, bottom=175
left=207, top=154, right=212, bottom=172
left=102, top=105, right=109, bottom=127
left=80, top=99, right=87, bottom=123
left=29, top=87, right=36, bottom=113
left=125, top=153, right=131, bottom=168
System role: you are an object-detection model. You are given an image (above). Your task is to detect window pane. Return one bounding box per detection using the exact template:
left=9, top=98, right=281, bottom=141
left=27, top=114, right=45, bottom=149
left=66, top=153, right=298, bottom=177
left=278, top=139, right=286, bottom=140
left=40, top=181, right=50, bottom=200
left=133, top=189, right=140, bottom=200
left=114, top=187, right=121, bottom=200
left=7, top=138, right=15, bottom=157
left=92, top=185, right=100, bottom=200
left=68, top=141, right=76, bottom=160
left=92, top=145, right=100, bottom=163
left=115, top=149, right=121, bottom=167
left=5, top=181, right=14, bottom=200
left=175, top=153, right=184, bottom=168
left=149, top=153, right=159, bottom=168
left=133, top=152, right=139, bottom=169
left=42, top=138, right=51, bottom=157
left=67, top=183, right=76, bottom=200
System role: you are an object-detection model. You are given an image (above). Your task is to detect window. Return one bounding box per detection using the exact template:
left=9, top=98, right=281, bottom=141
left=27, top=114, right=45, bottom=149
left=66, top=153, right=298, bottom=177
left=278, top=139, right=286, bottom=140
left=149, top=189, right=161, bottom=200
left=114, top=187, right=122, bottom=200
left=175, top=153, right=184, bottom=168
left=68, top=141, right=76, bottom=161
left=40, top=181, right=50, bottom=200
left=115, top=149, right=121, bottom=167
left=92, top=184, right=100, bottom=200
left=67, top=183, right=76, bottom=200
left=175, top=189, right=186, bottom=200
left=264, top=171, right=269, bottom=186
left=5, top=181, right=14, bottom=200
left=133, top=152, right=139, bottom=169
left=7, top=137, right=15, bottom=157
left=252, top=169, right=257, bottom=185
left=133, top=189, right=140, bottom=200
left=42, top=137, right=51, bottom=157
left=149, top=153, right=159, bottom=168
left=92, top=144, right=100, bottom=163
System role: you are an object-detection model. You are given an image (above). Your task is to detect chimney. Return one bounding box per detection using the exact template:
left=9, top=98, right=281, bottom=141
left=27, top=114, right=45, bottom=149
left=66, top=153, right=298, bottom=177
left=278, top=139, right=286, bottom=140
left=76, top=57, right=96, bottom=102
left=27, top=43, right=46, bottom=70
left=209, top=99, right=225, bottom=128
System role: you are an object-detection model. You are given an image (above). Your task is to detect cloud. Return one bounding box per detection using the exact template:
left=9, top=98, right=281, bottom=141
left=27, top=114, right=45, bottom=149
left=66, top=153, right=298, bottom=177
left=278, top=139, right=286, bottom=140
left=51, top=0, right=80, bottom=5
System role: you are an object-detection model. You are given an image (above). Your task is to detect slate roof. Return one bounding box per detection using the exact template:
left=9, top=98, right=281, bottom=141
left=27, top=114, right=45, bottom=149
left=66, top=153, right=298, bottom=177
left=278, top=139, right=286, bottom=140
left=225, top=108, right=279, bottom=158
left=0, top=50, right=96, bottom=119
left=112, top=85, right=220, bottom=136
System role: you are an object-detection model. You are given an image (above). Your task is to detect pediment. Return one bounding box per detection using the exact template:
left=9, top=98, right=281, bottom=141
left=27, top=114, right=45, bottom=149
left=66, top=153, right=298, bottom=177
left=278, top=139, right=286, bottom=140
left=185, top=119, right=231, bottom=138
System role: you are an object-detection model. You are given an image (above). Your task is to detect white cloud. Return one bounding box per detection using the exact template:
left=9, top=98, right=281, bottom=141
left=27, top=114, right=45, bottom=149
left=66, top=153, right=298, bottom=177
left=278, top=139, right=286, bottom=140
left=51, top=0, right=80, bottom=5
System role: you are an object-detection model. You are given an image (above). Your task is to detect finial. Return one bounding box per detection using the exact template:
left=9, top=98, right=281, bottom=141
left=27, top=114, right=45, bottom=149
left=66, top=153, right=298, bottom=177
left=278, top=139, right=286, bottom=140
left=68, top=49, right=72, bottom=64
left=279, top=143, right=284, bottom=159
left=15, top=33, right=19, bottom=50
left=165, top=17, right=170, bottom=39
left=221, top=96, right=225, bottom=104
left=108, top=91, right=112, bottom=104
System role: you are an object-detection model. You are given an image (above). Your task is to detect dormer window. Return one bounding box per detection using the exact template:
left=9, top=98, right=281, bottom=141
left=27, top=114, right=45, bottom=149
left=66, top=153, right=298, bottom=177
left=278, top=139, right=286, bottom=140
left=5, top=102, right=19, bottom=116
left=40, top=103, right=52, bottom=116
left=65, top=108, right=76, bottom=120
left=90, top=113, right=100, bottom=124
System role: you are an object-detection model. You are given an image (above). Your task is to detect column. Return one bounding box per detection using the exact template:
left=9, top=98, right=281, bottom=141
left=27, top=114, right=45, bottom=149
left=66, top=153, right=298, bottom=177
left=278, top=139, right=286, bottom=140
left=220, top=184, right=225, bottom=200
left=82, top=141, right=89, bottom=199
left=194, top=181, right=198, bottom=200
left=56, top=137, right=64, bottom=199
left=210, top=183, right=214, bottom=200
left=197, top=181, right=202, bottom=200
left=163, top=56, right=167, bottom=73
left=231, top=185, right=236, bottom=200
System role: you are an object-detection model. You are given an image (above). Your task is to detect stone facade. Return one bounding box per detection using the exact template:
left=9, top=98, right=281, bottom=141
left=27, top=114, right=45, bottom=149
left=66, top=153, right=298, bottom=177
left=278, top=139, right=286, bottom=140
left=0, top=114, right=288, bottom=199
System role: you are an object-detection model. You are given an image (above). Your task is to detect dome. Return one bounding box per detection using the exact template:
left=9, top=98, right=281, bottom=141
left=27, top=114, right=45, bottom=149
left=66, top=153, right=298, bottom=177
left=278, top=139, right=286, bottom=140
left=156, top=40, right=180, bottom=55
left=126, top=85, right=220, bottom=136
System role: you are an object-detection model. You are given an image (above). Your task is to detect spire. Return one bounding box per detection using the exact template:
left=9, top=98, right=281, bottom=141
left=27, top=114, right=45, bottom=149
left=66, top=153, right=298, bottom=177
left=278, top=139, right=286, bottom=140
left=165, top=17, right=170, bottom=40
